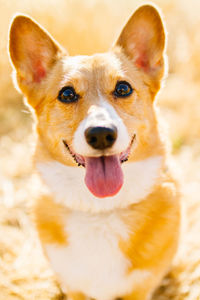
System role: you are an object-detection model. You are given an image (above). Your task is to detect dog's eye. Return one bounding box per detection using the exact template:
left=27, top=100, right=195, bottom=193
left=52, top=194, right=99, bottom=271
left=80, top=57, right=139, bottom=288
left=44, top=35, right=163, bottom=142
left=114, top=81, right=133, bottom=98
left=58, top=86, right=79, bottom=103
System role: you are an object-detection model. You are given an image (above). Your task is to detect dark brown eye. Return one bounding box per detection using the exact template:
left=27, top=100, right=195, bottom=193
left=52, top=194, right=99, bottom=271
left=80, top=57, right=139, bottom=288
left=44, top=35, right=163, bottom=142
left=114, top=81, right=133, bottom=98
left=58, top=86, right=79, bottom=103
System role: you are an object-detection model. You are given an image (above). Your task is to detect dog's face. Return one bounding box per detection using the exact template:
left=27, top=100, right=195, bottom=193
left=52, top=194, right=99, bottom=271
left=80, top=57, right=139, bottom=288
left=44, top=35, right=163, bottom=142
left=9, top=5, right=166, bottom=201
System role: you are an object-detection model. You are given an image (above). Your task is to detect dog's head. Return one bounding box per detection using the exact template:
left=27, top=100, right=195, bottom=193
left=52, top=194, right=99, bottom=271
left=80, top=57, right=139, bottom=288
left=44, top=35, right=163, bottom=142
left=9, top=5, right=166, bottom=203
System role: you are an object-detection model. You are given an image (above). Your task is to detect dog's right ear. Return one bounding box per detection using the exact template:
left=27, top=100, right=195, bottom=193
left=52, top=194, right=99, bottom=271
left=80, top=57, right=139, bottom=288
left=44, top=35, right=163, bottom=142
left=9, top=15, right=65, bottom=104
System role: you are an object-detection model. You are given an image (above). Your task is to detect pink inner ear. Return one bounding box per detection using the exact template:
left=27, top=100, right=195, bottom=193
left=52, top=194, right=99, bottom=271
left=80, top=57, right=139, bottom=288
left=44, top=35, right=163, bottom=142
left=135, top=51, right=150, bottom=71
left=128, top=24, right=155, bottom=72
left=126, top=33, right=152, bottom=72
left=32, top=60, right=46, bottom=83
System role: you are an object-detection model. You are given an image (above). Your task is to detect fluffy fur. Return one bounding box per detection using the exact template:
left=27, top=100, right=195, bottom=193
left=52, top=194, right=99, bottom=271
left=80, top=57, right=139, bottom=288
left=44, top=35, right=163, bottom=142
left=9, top=4, right=181, bottom=300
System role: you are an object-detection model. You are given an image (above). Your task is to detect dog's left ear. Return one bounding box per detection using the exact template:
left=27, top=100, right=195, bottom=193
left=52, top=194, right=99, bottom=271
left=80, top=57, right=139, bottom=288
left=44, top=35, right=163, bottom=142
left=116, top=5, right=166, bottom=83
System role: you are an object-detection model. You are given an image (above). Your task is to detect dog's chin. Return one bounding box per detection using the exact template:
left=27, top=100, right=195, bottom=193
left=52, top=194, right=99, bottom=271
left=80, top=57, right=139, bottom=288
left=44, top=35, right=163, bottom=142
left=62, top=135, right=135, bottom=198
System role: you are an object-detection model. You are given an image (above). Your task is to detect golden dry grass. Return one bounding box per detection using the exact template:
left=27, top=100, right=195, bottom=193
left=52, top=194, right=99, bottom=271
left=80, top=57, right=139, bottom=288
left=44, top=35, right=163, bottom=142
left=0, top=0, right=200, bottom=299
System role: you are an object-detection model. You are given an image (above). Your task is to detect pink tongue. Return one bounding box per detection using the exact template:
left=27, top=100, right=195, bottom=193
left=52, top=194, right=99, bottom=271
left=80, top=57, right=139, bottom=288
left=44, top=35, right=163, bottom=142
left=85, top=155, right=124, bottom=198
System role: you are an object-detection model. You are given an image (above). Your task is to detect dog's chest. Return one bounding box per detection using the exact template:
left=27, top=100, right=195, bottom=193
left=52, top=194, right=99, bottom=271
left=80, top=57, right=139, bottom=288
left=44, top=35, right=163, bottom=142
left=45, top=211, right=149, bottom=300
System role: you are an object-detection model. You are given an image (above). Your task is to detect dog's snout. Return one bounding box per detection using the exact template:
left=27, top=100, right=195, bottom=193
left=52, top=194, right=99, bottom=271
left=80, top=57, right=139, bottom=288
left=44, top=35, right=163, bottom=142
left=85, top=126, right=117, bottom=150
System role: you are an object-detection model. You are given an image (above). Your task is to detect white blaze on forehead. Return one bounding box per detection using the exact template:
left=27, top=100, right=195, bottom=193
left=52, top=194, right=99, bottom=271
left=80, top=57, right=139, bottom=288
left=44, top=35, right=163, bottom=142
left=60, top=52, right=124, bottom=87
left=87, top=105, right=113, bottom=126
left=73, top=97, right=130, bottom=157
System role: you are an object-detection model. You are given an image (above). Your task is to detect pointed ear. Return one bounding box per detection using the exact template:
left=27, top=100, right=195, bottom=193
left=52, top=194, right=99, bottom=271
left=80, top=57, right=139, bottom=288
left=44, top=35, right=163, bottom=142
left=116, top=5, right=166, bottom=81
left=9, top=15, right=65, bottom=97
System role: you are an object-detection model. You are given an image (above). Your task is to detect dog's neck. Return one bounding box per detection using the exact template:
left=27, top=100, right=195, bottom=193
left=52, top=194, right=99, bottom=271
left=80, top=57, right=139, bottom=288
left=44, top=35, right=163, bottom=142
left=35, top=146, right=164, bottom=213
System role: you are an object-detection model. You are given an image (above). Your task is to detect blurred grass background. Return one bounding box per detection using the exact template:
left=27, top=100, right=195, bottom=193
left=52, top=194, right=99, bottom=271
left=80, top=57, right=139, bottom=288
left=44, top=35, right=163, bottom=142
left=0, top=0, right=200, bottom=299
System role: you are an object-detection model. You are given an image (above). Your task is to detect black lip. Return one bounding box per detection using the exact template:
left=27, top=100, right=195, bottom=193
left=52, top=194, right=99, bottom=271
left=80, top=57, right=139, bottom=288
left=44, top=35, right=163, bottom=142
left=63, top=140, right=85, bottom=166
left=120, top=134, right=136, bottom=163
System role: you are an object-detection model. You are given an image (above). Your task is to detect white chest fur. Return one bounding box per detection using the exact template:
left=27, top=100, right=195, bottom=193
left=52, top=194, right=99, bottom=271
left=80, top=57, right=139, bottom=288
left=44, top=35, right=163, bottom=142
left=38, top=156, right=160, bottom=298
left=37, top=155, right=162, bottom=213
left=45, top=210, right=150, bottom=300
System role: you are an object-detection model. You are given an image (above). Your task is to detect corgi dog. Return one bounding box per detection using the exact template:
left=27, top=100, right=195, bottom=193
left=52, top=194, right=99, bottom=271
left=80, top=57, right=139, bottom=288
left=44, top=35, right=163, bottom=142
left=9, top=4, right=181, bottom=300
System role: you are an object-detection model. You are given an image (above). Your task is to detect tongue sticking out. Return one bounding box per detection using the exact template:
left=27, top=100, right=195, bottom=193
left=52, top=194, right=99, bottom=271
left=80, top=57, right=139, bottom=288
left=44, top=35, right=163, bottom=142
left=85, top=155, right=124, bottom=198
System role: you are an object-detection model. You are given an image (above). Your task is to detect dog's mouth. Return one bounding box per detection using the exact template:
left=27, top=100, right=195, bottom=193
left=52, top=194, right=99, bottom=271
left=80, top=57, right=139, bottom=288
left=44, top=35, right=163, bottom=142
left=63, top=135, right=135, bottom=198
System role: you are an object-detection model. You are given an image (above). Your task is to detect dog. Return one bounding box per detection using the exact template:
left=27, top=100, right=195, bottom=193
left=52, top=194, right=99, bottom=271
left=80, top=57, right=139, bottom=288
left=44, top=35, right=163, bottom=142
left=9, top=4, right=181, bottom=300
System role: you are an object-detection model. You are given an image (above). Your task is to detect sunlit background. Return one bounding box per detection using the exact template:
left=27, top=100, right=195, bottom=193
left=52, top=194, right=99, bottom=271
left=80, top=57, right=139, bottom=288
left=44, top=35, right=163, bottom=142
left=0, top=0, right=200, bottom=299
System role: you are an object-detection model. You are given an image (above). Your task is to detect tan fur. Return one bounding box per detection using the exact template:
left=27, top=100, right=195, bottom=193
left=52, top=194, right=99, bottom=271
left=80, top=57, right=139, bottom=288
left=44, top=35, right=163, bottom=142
left=34, top=195, right=68, bottom=245
left=121, top=175, right=180, bottom=299
left=9, top=4, right=181, bottom=300
left=67, top=292, right=86, bottom=300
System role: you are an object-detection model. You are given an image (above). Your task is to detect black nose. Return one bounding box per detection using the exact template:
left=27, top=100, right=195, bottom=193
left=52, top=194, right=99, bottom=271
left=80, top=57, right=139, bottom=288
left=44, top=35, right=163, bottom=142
left=85, top=126, right=117, bottom=150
